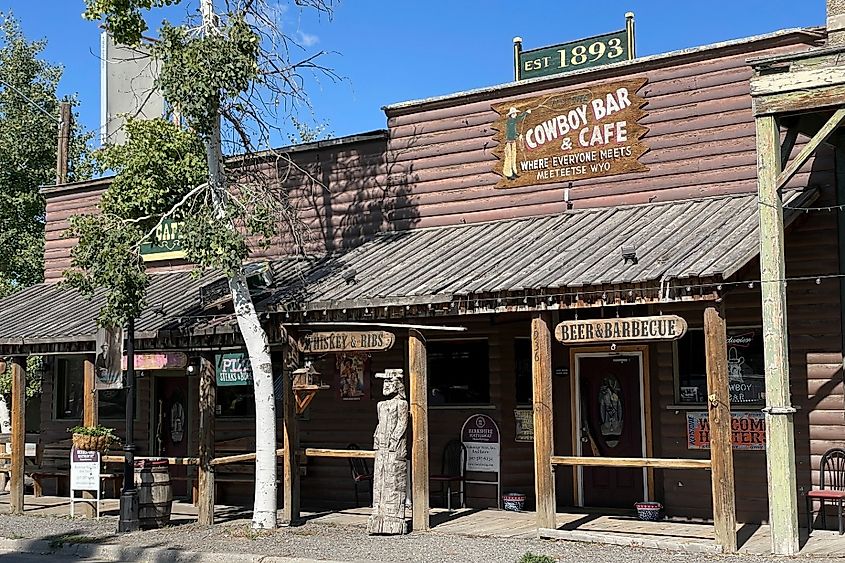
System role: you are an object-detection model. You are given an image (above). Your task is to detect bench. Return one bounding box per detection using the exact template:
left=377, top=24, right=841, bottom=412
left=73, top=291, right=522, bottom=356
left=23, top=440, right=122, bottom=498
left=0, top=433, right=43, bottom=491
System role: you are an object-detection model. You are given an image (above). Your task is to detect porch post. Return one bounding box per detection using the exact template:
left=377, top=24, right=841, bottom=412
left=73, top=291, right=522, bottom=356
left=9, top=357, right=25, bottom=515
left=282, top=350, right=300, bottom=525
left=531, top=314, right=555, bottom=530
left=704, top=305, right=737, bottom=553
left=756, top=113, right=799, bottom=555
left=80, top=355, right=98, bottom=517
left=409, top=328, right=430, bottom=531
left=197, top=355, right=216, bottom=525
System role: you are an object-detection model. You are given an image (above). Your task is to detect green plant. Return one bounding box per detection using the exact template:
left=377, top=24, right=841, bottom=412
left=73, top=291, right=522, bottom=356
left=518, top=553, right=556, bottom=563
left=67, top=425, right=119, bottom=441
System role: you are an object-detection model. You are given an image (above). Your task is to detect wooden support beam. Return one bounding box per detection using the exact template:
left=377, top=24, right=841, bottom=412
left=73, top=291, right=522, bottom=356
left=9, top=358, right=25, bottom=515
left=197, top=356, right=216, bottom=525
left=303, top=448, right=375, bottom=459
left=80, top=355, right=98, bottom=517
left=409, top=328, right=430, bottom=532
left=777, top=108, right=845, bottom=191
left=780, top=127, right=799, bottom=171
left=281, top=354, right=300, bottom=525
left=550, top=456, right=712, bottom=469
left=756, top=114, right=800, bottom=556
left=704, top=305, right=737, bottom=554
left=531, top=314, right=555, bottom=530
left=104, top=455, right=200, bottom=465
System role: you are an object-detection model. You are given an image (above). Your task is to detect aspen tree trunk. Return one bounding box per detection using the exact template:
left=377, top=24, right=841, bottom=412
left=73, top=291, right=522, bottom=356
left=202, top=0, right=278, bottom=529
left=0, top=396, right=11, bottom=434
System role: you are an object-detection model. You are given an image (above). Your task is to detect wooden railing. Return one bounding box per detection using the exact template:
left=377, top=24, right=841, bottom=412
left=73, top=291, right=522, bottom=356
left=550, top=456, right=711, bottom=470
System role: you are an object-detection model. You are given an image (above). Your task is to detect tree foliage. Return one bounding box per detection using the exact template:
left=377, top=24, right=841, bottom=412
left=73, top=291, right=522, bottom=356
left=0, top=13, right=93, bottom=298
left=64, top=118, right=206, bottom=327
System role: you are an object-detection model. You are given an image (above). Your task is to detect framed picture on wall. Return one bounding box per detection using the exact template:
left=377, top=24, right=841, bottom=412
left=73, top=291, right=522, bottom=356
left=336, top=352, right=369, bottom=401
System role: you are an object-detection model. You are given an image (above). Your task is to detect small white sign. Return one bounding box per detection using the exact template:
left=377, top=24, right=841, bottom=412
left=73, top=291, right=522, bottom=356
left=465, top=442, right=500, bottom=472
left=70, top=448, right=100, bottom=491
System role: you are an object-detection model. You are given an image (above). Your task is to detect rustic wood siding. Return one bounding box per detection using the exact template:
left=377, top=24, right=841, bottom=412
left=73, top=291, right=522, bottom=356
left=384, top=41, right=818, bottom=228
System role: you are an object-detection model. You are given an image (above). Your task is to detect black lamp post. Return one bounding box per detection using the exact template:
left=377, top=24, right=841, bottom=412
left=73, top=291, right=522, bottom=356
left=118, top=317, right=139, bottom=532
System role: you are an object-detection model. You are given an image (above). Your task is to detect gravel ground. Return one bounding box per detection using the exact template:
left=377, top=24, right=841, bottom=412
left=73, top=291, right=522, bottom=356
left=0, top=514, right=839, bottom=563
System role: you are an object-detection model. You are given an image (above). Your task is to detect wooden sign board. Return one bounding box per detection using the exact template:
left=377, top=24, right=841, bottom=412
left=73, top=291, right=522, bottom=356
left=555, top=315, right=687, bottom=345
left=518, top=28, right=632, bottom=81
left=687, top=411, right=765, bottom=451
left=121, top=352, right=188, bottom=371
left=492, top=78, right=648, bottom=188
left=297, top=331, right=395, bottom=353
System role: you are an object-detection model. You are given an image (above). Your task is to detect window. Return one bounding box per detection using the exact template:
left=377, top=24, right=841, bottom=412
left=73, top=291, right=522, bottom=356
left=217, top=385, right=255, bottom=417
left=56, top=358, right=84, bottom=419
left=515, top=338, right=532, bottom=405
left=427, top=340, right=489, bottom=405
left=55, top=357, right=131, bottom=420
left=676, top=327, right=765, bottom=405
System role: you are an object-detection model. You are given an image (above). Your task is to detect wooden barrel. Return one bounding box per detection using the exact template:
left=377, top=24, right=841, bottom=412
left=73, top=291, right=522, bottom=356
left=134, top=458, right=172, bottom=529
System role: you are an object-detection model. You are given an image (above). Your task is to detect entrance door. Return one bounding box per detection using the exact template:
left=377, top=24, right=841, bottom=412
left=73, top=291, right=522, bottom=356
left=155, top=376, right=189, bottom=497
left=577, top=354, right=645, bottom=508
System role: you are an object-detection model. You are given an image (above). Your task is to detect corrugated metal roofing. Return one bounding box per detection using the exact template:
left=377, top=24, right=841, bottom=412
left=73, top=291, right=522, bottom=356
left=0, top=191, right=809, bottom=345
left=267, top=191, right=808, bottom=310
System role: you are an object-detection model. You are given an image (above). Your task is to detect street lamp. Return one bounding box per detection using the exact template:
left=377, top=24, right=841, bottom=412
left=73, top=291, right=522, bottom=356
left=118, top=317, right=139, bottom=532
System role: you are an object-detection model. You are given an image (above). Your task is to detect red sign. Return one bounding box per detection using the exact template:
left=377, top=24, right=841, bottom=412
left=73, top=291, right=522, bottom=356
left=121, top=352, right=188, bottom=370
left=687, top=411, right=765, bottom=451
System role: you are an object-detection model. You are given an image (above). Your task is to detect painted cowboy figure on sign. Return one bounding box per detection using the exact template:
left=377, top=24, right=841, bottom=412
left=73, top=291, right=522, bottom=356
left=502, top=106, right=531, bottom=180
left=367, top=369, right=408, bottom=535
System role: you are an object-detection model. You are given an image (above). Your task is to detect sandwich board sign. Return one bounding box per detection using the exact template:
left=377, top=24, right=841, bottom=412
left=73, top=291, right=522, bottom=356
left=461, top=414, right=502, bottom=507
left=70, top=448, right=102, bottom=518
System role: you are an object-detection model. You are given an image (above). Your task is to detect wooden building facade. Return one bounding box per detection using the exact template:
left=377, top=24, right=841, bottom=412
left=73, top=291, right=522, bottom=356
left=1, top=24, right=843, bottom=552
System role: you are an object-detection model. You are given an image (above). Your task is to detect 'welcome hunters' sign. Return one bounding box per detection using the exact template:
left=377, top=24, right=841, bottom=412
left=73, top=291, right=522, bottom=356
left=215, top=352, right=253, bottom=386
left=687, top=411, right=766, bottom=451
left=297, top=331, right=395, bottom=353
left=555, top=315, right=687, bottom=345
left=492, top=78, right=649, bottom=189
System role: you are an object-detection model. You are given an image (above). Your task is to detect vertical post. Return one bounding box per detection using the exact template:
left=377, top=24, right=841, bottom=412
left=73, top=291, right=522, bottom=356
left=9, top=357, right=25, bottom=515
left=118, top=319, right=139, bottom=532
left=532, top=314, right=555, bottom=530
left=513, top=37, right=523, bottom=81
left=281, top=352, right=300, bottom=525
left=625, top=12, right=636, bottom=59
left=198, top=356, right=216, bottom=525
left=756, top=114, right=799, bottom=555
left=56, top=101, right=71, bottom=185
left=704, top=305, right=737, bottom=553
left=409, top=329, right=430, bottom=531
left=81, top=355, right=98, bottom=517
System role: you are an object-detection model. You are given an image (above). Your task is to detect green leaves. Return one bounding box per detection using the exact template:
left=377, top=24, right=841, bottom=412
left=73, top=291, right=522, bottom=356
left=82, top=0, right=182, bottom=46
left=0, top=13, right=93, bottom=298
left=154, top=16, right=260, bottom=136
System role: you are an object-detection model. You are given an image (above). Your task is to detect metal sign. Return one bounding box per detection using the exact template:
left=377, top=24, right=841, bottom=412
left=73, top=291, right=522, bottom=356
left=215, top=352, right=253, bottom=387
left=70, top=448, right=102, bottom=518
left=140, top=219, right=185, bottom=262
left=515, top=14, right=635, bottom=81
left=492, top=78, right=649, bottom=188
left=297, top=331, right=395, bottom=353
left=555, top=315, right=687, bottom=345
left=95, top=326, right=124, bottom=390
left=687, top=411, right=766, bottom=451
left=461, top=414, right=500, bottom=472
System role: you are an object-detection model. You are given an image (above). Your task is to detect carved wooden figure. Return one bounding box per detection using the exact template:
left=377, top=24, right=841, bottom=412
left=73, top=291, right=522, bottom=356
left=367, top=369, right=409, bottom=535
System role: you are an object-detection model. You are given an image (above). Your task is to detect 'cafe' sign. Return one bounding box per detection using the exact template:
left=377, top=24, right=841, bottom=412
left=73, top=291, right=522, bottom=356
left=555, top=315, right=687, bottom=345
left=493, top=78, right=648, bottom=188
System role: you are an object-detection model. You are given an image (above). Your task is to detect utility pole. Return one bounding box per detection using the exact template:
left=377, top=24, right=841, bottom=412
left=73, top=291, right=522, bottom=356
left=118, top=319, right=139, bottom=532
left=56, top=101, right=71, bottom=185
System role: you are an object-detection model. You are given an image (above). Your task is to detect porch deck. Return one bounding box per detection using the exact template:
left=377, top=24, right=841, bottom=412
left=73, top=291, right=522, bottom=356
left=2, top=494, right=844, bottom=556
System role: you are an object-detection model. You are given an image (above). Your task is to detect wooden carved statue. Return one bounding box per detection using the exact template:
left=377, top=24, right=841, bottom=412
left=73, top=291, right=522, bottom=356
left=367, top=369, right=408, bottom=535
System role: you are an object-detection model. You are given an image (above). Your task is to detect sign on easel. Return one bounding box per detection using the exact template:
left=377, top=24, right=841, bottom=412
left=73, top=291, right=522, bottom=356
left=70, top=448, right=101, bottom=518
left=461, top=414, right=501, bottom=507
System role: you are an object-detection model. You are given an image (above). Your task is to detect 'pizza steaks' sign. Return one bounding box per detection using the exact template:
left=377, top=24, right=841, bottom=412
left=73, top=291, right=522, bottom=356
left=492, top=78, right=648, bottom=188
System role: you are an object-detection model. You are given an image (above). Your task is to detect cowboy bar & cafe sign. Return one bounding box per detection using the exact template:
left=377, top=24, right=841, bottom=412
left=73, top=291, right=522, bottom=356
left=555, top=315, right=687, bottom=344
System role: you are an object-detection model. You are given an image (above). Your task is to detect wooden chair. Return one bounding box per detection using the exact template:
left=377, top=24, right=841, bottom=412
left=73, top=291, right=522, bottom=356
left=807, top=447, right=845, bottom=535
left=430, top=439, right=466, bottom=510
left=347, top=443, right=372, bottom=508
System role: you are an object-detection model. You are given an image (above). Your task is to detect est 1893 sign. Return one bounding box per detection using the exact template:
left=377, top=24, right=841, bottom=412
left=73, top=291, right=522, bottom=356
left=493, top=78, right=648, bottom=188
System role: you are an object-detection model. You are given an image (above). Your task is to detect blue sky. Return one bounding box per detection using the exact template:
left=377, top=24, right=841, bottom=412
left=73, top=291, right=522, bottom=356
left=0, top=1, right=828, bottom=145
